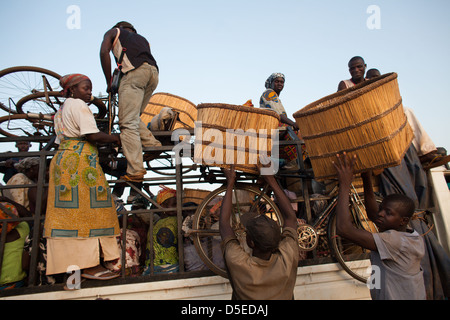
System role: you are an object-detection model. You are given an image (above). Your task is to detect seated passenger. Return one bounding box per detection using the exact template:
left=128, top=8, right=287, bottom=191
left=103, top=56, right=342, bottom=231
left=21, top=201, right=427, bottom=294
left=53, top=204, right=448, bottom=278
left=0, top=196, right=32, bottom=290
left=0, top=141, right=32, bottom=184
left=3, top=157, right=40, bottom=211
left=143, top=186, right=179, bottom=274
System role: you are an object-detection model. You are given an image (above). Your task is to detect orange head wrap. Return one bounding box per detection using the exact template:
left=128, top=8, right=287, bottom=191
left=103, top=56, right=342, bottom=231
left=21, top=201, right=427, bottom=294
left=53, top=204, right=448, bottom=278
left=156, top=185, right=176, bottom=205
left=59, top=73, right=91, bottom=97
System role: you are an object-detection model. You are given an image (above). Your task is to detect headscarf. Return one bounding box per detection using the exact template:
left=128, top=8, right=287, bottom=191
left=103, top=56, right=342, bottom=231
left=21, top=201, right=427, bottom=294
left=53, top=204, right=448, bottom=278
left=59, top=73, right=91, bottom=97
left=0, top=202, right=19, bottom=234
left=265, top=73, right=285, bottom=89
left=14, top=157, right=40, bottom=173
left=156, top=185, right=177, bottom=205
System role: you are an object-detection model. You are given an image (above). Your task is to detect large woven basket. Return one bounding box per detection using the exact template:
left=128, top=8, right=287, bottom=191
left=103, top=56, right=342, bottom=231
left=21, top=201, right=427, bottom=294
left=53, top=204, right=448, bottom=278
left=183, top=188, right=212, bottom=205
left=293, top=73, right=413, bottom=180
left=140, top=92, right=197, bottom=129
left=194, top=103, right=280, bottom=174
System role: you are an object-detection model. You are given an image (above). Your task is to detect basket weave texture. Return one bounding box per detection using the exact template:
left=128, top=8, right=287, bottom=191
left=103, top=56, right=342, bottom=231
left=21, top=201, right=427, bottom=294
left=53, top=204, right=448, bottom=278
left=183, top=188, right=211, bottom=205
left=194, top=103, right=280, bottom=174
left=293, top=72, right=413, bottom=180
left=140, top=92, right=197, bottom=129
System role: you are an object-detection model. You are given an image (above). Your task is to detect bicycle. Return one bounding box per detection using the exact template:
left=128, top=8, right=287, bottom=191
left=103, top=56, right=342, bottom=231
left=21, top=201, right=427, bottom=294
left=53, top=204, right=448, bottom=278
left=0, top=66, right=61, bottom=114
left=190, top=127, right=383, bottom=283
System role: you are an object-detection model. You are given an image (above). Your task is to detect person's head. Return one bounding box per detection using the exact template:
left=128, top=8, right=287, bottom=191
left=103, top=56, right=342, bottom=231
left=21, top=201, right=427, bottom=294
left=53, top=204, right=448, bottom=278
left=15, top=141, right=31, bottom=152
left=265, top=73, right=285, bottom=95
left=113, top=21, right=137, bottom=33
left=348, top=56, right=367, bottom=83
left=366, top=68, right=381, bottom=80
left=14, top=157, right=40, bottom=181
left=375, top=194, right=415, bottom=232
left=245, top=214, right=281, bottom=253
left=182, top=202, right=198, bottom=219
left=59, top=74, right=92, bottom=102
left=156, top=185, right=177, bottom=215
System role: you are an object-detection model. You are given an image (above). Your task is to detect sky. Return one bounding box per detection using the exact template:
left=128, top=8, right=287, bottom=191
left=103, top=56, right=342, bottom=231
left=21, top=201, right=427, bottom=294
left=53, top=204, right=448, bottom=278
left=1, top=0, right=449, bottom=155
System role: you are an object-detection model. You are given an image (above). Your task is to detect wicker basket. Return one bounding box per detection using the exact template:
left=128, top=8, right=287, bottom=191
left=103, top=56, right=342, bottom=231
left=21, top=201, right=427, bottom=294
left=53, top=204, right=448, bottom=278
left=293, top=73, right=413, bottom=180
left=183, top=188, right=212, bottom=205
left=194, top=103, right=280, bottom=174
left=140, top=92, right=197, bottom=129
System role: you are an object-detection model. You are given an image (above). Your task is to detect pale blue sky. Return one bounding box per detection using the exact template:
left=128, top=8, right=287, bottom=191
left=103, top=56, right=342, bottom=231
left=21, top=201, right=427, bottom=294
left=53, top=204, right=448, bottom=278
left=1, top=0, right=449, bottom=151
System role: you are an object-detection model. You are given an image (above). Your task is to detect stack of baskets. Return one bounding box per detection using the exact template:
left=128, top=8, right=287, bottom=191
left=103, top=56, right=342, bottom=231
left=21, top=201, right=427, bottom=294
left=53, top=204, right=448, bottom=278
left=293, top=73, right=413, bottom=180
left=140, top=92, right=197, bottom=130
left=194, top=103, right=280, bottom=174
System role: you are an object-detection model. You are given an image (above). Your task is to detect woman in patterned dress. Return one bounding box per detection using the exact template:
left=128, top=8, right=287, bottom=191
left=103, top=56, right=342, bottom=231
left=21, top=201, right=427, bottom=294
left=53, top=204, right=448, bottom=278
left=44, top=74, right=121, bottom=281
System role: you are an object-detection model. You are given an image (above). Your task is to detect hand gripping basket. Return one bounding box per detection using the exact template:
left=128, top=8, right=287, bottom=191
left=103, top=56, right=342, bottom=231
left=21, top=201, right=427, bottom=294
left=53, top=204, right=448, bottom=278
left=141, top=92, right=197, bottom=129
left=194, top=103, right=280, bottom=174
left=293, top=73, right=413, bottom=180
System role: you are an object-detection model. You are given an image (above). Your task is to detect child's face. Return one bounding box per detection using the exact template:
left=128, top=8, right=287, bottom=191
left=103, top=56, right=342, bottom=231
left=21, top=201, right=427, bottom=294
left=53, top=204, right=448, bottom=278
left=161, top=196, right=177, bottom=216
left=374, top=200, right=408, bottom=232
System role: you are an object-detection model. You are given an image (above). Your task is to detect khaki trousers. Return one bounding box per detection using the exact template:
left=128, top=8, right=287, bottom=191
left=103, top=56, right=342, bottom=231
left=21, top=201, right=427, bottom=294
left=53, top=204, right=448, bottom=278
left=118, top=63, right=161, bottom=176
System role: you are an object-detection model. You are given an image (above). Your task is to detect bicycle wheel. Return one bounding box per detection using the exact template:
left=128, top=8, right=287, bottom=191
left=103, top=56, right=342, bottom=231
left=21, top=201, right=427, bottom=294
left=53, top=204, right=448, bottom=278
left=16, top=91, right=107, bottom=119
left=0, top=113, right=54, bottom=137
left=191, top=184, right=283, bottom=278
left=0, top=66, right=61, bottom=114
left=328, top=192, right=382, bottom=283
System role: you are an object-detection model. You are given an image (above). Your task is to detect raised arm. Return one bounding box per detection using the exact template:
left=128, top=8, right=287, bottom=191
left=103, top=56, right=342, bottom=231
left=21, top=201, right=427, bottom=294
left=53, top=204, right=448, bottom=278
left=99, top=28, right=117, bottom=93
left=219, top=167, right=237, bottom=240
left=361, top=170, right=379, bottom=222
left=262, top=174, right=297, bottom=230
left=333, top=153, right=377, bottom=251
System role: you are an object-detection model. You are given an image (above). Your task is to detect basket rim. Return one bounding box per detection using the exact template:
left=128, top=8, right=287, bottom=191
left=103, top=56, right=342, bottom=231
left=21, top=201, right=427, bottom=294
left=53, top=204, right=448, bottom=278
left=150, top=92, right=197, bottom=108
left=197, top=103, right=281, bottom=120
left=293, top=72, right=398, bottom=119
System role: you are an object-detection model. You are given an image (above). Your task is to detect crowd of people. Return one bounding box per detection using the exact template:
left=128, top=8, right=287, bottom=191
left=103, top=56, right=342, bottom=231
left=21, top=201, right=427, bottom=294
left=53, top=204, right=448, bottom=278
left=0, top=20, right=449, bottom=300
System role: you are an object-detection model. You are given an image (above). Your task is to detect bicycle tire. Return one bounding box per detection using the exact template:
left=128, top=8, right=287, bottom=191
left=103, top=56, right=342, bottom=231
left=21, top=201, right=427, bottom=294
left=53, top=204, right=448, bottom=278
left=328, top=193, right=382, bottom=283
left=0, top=66, right=61, bottom=114
left=191, top=184, right=283, bottom=278
left=0, top=113, right=54, bottom=137
left=16, top=91, right=107, bottom=119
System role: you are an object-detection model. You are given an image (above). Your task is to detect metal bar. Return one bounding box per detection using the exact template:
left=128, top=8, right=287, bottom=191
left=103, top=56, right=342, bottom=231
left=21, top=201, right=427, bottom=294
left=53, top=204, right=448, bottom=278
left=175, top=152, right=185, bottom=273
left=27, top=152, right=47, bottom=286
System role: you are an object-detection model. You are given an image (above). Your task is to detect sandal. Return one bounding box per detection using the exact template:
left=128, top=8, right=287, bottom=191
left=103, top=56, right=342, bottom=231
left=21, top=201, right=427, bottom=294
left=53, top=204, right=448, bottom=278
left=81, top=269, right=120, bottom=280
left=120, top=174, right=145, bottom=182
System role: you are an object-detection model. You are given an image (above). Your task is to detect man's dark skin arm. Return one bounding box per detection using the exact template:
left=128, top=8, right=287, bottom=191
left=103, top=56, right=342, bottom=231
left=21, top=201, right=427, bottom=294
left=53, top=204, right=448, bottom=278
left=361, top=170, right=379, bottom=222
left=333, top=153, right=377, bottom=251
left=219, top=162, right=298, bottom=241
left=262, top=174, right=297, bottom=230
left=219, top=167, right=237, bottom=240
left=99, top=28, right=117, bottom=93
